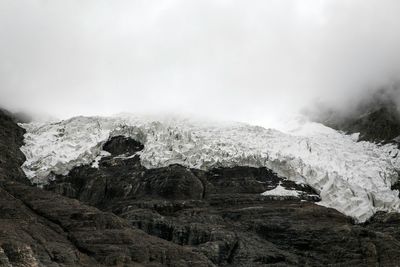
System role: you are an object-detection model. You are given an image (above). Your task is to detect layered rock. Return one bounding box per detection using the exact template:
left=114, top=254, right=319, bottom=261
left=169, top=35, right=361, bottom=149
left=1, top=181, right=212, bottom=266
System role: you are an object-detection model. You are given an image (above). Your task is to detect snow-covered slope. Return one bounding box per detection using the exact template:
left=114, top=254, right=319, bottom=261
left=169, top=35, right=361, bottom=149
left=19, top=114, right=400, bottom=222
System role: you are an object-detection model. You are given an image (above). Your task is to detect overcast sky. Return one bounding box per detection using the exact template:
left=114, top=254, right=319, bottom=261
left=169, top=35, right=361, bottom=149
left=1, top=0, right=400, bottom=127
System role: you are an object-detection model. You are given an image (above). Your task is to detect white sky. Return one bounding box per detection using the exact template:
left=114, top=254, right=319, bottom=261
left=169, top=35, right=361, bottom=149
left=1, top=0, right=400, bottom=127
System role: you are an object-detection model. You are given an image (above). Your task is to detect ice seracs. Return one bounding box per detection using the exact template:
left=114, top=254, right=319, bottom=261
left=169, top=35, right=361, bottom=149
left=19, top=114, right=400, bottom=222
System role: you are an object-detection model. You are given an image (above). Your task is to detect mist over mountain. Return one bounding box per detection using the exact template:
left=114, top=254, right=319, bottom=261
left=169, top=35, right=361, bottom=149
left=1, top=0, right=400, bottom=128
left=307, top=83, right=400, bottom=142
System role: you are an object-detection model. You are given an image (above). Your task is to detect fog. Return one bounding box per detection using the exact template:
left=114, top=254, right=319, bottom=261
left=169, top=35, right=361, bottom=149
left=1, top=0, right=400, bottom=127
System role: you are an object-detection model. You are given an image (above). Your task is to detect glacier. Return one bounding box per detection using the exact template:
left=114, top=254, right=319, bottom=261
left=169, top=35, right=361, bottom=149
left=19, top=114, right=400, bottom=223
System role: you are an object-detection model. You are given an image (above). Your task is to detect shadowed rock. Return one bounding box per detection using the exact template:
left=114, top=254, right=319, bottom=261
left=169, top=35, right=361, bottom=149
left=103, top=135, right=144, bottom=156
left=313, top=87, right=400, bottom=143
left=0, top=109, right=30, bottom=185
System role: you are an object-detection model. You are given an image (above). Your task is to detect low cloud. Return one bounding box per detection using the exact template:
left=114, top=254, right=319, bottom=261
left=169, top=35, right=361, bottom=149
left=1, top=0, right=400, bottom=127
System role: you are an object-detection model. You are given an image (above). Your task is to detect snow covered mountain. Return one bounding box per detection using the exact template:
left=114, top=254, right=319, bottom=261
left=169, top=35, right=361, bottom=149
left=19, top=114, right=400, bottom=223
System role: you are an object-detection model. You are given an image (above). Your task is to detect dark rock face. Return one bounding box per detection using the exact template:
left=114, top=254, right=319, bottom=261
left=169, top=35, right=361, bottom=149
left=324, top=106, right=400, bottom=143
left=0, top=184, right=97, bottom=267
left=45, top=136, right=400, bottom=266
left=348, top=107, right=400, bottom=142
left=312, top=87, right=400, bottom=143
left=0, top=109, right=30, bottom=184
left=1, top=181, right=212, bottom=266
left=103, top=135, right=144, bottom=156
left=195, top=166, right=318, bottom=199
left=143, top=165, right=205, bottom=200
left=48, top=150, right=319, bottom=209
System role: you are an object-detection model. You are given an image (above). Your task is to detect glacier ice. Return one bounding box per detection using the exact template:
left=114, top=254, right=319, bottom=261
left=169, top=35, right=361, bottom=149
left=19, top=114, right=400, bottom=222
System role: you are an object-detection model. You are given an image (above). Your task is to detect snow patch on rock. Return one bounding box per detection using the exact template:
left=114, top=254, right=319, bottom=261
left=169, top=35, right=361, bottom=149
left=261, top=184, right=300, bottom=197
left=91, top=150, right=111, bottom=168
